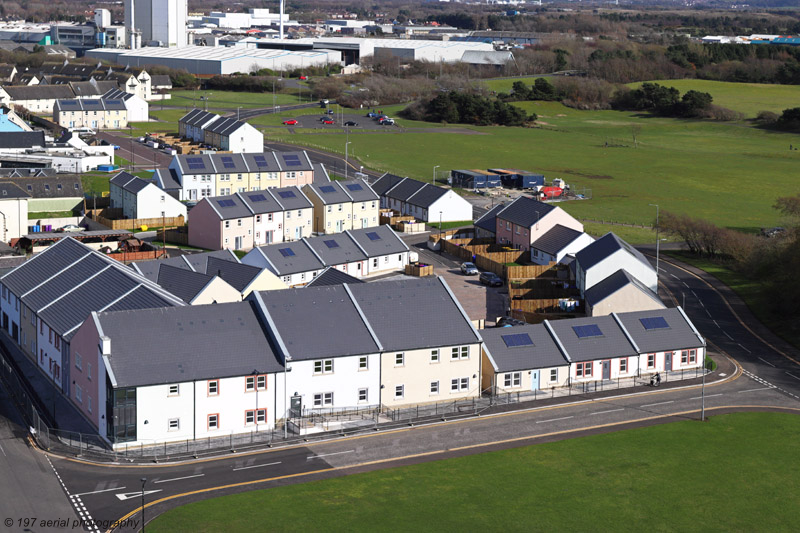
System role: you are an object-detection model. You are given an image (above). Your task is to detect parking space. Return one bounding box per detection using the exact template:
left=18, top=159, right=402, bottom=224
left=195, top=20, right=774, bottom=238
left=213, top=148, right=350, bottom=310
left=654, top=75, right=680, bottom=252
left=280, top=112, right=401, bottom=130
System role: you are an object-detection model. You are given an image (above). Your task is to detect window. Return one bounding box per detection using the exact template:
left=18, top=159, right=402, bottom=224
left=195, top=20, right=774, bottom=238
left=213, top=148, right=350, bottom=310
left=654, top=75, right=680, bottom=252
left=257, top=409, right=266, bottom=423
left=313, top=392, right=334, bottom=407
left=430, top=381, right=439, bottom=395
left=75, top=353, right=82, bottom=370
left=87, top=362, right=91, bottom=381
left=286, top=211, right=291, bottom=219
left=647, top=354, right=655, bottom=369
left=358, top=388, right=368, bottom=402
left=256, top=215, right=262, bottom=223
left=237, top=219, right=242, bottom=227
left=430, top=349, right=440, bottom=363
left=395, top=385, right=404, bottom=399
left=576, top=362, right=593, bottom=378
left=75, top=384, right=82, bottom=403
left=87, top=396, right=92, bottom=414
left=550, top=369, right=558, bottom=382
left=338, top=204, right=343, bottom=212
left=689, top=349, right=697, bottom=364
left=168, top=418, right=180, bottom=430
left=395, top=353, right=404, bottom=366
left=451, top=346, right=469, bottom=360
left=620, top=358, right=628, bottom=373
left=54, top=333, right=61, bottom=349
left=358, top=356, right=368, bottom=370
left=169, top=384, right=179, bottom=396
left=225, top=221, right=230, bottom=229
left=451, top=377, right=469, bottom=392
left=208, top=414, right=219, bottom=430
left=257, top=375, right=267, bottom=390
left=297, top=209, right=302, bottom=217
left=245, top=410, right=255, bottom=425
left=504, top=372, right=522, bottom=388
left=314, top=359, right=334, bottom=374
left=208, top=380, right=219, bottom=395
left=246, top=376, right=255, bottom=391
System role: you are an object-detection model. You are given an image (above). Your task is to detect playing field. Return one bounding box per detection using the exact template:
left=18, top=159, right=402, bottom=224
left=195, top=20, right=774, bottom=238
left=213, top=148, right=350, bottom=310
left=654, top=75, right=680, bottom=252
left=148, top=412, right=800, bottom=532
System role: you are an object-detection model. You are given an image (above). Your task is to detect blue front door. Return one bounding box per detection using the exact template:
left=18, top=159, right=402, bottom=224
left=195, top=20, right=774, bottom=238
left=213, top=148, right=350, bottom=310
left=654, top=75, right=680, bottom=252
left=531, top=371, right=539, bottom=391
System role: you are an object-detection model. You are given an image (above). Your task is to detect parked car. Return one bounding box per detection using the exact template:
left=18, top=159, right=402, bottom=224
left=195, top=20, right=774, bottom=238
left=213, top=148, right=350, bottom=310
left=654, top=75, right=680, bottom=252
left=344, top=121, right=358, bottom=127
left=379, top=117, right=395, bottom=125
left=59, top=224, right=85, bottom=233
left=366, top=111, right=379, bottom=118
left=496, top=316, right=526, bottom=328
left=460, top=262, right=479, bottom=275
left=479, top=272, right=503, bottom=287
left=299, top=75, right=308, bottom=80
left=283, top=119, right=298, bottom=125
left=322, top=119, right=335, bottom=125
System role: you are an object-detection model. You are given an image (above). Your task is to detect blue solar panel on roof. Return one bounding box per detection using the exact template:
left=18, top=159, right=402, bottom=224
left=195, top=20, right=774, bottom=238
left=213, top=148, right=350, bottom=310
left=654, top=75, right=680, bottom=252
left=319, top=185, right=336, bottom=194
left=640, top=317, right=670, bottom=330
left=105, top=100, right=121, bottom=105
left=573, top=324, right=603, bottom=338
left=216, top=199, right=236, bottom=208
left=186, top=156, right=205, bottom=170
left=282, top=154, right=302, bottom=167
left=278, top=248, right=295, bottom=257
left=501, top=333, right=533, bottom=348
left=277, top=190, right=296, bottom=199
left=221, top=156, right=235, bottom=169
left=345, top=183, right=363, bottom=192
left=248, top=194, right=267, bottom=202
left=323, top=239, right=339, bottom=249
left=366, top=232, right=381, bottom=241
left=253, top=155, right=269, bottom=168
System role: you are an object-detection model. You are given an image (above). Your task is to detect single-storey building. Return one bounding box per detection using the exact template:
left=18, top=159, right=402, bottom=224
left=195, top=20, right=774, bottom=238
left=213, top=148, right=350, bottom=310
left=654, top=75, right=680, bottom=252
left=371, top=174, right=473, bottom=223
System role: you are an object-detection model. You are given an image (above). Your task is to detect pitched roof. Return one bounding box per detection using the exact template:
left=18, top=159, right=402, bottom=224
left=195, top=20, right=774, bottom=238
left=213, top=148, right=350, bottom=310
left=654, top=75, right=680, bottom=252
left=203, top=194, right=253, bottom=221
left=2, top=84, right=75, bottom=100
left=273, top=151, right=313, bottom=172
left=406, top=183, right=448, bottom=208
left=481, top=323, right=568, bottom=373
left=0, top=177, right=83, bottom=199
left=305, top=181, right=351, bottom=205
left=130, top=250, right=240, bottom=282
left=474, top=203, right=504, bottom=233
left=55, top=98, right=127, bottom=112
left=205, top=256, right=262, bottom=292
left=496, top=196, right=555, bottom=228
left=0, top=131, right=45, bottom=149
left=304, top=266, right=364, bottom=287
left=347, top=277, right=480, bottom=352
left=256, top=285, right=381, bottom=360
left=306, top=233, right=367, bottom=266
left=347, top=225, right=408, bottom=257
left=154, top=168, right=181, bottom=191
left=531, top=224, right=587, bottom=255
left=338, top=180, right=379, bottom=202
left=179, top=108, right=220, bottom=128
left=0, top=181, right=30, bottom=199
left=150, top=75, right=172, bottom=87
left=208, top=152, right=249, bottom=174
left=269, top=186, right=312, bottom=211
left=110, top=171, right=151, bottom=194
left=98, top=302, right=283, bottom=388
left=205, top=117, right=248, bottom=136
left=546, top=314, right=637, bottom=363
left=615, top=308, right=704, bottom=353
left=371, top=173, right=405, bottom=196
left=156, top=264, right=216, bottom=303
left=255, top=239, right=325, bottom=276
left=575, top=232, right=654, bottom=273
left=584, top=269, right=663, bottom=308
left=237, top=189, right=283, bottom=215
left=385, top=177, right=425, bottom=202
left=312, top=163, right=330, bottom=183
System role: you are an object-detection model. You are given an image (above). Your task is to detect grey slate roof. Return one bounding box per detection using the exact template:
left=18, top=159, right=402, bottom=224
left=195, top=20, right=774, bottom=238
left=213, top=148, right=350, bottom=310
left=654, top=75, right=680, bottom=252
left=371, top=173, right=405, bottom=196
left=130, top=250, right=239, bottom=283
left=2, top=85, right=74, bottom=101
left=348, top=277, right=480, bottom=352
left=156, top=264, right=215, bottom=304
left=347, top=225, right=408, bottom=257
left=274, top=151, right=313, bottom=172
left=306, top=181, right=351, bottom=205
left=238, top=189, right=283, bottom=215
left=0, top=131, right=45, bottom=149
left=256, top=240, right=324, bottom=276
left=1, top=237, right=89, bottom=295
left=150, top=75, right=172, bottom=87
left=110, top=171, right=150, bottom=194
left=183, top=249, right=240, bottom=275
left=241, top=152, right=282, bottom=173
left=576, top=232, right=654, bottom=273
left=256, top=285, right=381, bottom=360
left=531, top=224, right=587, bottom=255
left=23, top=253, right=110, bottom=311
left=208, top=153, right=249, bottom=174
left=55, top=98, right=127, bottom=112
left=203, top=194, right=253, bottom=221
left=174, top=153, right=214, bottom=175
left=98, top=302, right=283, bottom=388
left=205, top=117, right=246, bottom=136
left=312, top=163, right=330, bottom=183
left=0, top=182, right=30, bottom=199
left=496, top=196, right=555, bottom=228
left=306, top=233, right=367, bottom=266
left=269, top=186, right=312, bottom=211
left=338, top=180, right=379, bottom=202
left=584, top=269, right=663, bottom=309
left=407, top=183, right=448, bottom=208
left=0, top=176, right=82, bottom=199
left=154, top=168, right=181, bottom=191
left=305, top=266, right=364, bottom=287
left=205, top=256, right=262, bottom=292
left=179, top=109, right=220, bottom=128
left=546, top=315, right=637, bottom=363
left=481, top=323, right=569, bottom=373
left=615, top=308, right=705, bottom=353
left=385, top=177, right=425, bottom=202
left=474, top=203, right=504, bottom=233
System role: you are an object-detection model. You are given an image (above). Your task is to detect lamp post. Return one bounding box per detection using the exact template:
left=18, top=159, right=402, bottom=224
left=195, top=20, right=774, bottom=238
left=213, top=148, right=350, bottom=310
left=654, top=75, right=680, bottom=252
left=649, top=203, right=659, bottom=280
left=432, top=165, right=439, bottom=185
left=283, top=355, right=292, bottom=439
left=345, top=141, right=351, bottom=180
left=237, top=106, right=241, bottom=121
left=140, top=477, right=147, bottom=532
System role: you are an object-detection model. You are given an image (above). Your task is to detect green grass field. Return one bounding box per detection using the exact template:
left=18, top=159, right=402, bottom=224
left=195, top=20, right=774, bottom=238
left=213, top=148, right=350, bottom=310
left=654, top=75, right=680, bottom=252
left=271, top=99, right=800, bottom=231
left=170, top=89, right=309, bottom=109
left=148, top=412, right=800, bottom=533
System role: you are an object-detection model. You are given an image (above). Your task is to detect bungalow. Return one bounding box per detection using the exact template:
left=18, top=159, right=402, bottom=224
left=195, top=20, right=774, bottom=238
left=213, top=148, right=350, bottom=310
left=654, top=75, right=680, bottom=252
left=575, top=232, right=657, bottom=295
left=303, top=179, right=380, bottom=234
left=179, top=109, right=219, bottom=142
left=584, top=269, right=665, bottom=317
left=530, top=224, right=594, bottom=266
left=371, top=174, right=473, bottom=223
left=109, top=171, right=187, bottom=220
left=494, top=196, right=584, bottom=255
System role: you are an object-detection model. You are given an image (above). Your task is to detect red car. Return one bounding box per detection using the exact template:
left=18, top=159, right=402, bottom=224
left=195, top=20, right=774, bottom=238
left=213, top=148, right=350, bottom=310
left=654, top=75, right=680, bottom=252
left=282, top=119, right=298, bottom=125
left=322, top=119, right=335, bottom=125
left=299, top=75, right=308, bottom=80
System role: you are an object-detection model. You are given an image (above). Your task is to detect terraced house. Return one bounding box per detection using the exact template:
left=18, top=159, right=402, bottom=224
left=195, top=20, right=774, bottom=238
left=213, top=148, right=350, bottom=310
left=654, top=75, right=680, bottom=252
left=303, top=179, right=380, bottom=234
left=53, top=98, right=129, bottom=129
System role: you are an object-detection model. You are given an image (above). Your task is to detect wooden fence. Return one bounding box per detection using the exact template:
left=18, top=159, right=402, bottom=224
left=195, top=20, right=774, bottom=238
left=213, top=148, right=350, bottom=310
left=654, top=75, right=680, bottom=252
left=88, top=210, right=185, bottom=232
left=405, top=263, right=434, bottom=277
left=438, top=238, right=558, bottom=280
left=164, top=227, right=189, bottom=246
left=107, top=250, right=166, bottom=262
left=508, top=278, right=580, bottom=301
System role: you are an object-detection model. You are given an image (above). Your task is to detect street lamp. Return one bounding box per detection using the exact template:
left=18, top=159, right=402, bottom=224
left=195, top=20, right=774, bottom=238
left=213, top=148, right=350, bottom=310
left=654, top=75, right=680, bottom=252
left=345, top=141, right=352, bottom=180
left=283, top=355, right=292, bottom=439
left=432, top=165, right=440, bottom=185
left=140, top=477, right=147, bottom=532
left=237, top=106, right=242, bottom=121
left=649, top=203, right=659, bottom=280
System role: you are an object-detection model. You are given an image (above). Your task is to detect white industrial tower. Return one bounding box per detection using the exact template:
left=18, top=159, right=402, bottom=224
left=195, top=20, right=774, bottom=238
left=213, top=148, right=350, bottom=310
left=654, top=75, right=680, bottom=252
left=125, top=0, right=187, bottom=48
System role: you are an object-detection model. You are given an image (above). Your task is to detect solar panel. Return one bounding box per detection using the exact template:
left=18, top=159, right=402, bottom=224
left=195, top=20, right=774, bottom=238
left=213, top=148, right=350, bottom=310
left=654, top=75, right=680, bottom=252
left=345, top=183, right=363, bottom=192
left=366, top=232, right=381, bottom=241
left=573, top=324, right=603, bottom=338
left=186, top=156, right=205, bottom=170
left=501, top=333, right=533, bottom=348
left=323, top=239, right=339, bottom=249
left=319, top=185, right=336, bottom=194
left=221, top=156, right=236, bottom=169
left=282, top=154, right=302, bottom=167
left=105, top=99, right=121, bottom=105
left=640, top=317, right=670, bottom=330
left=278, top=248, right=295, bottom=257
left=216, top=199, right=236, bottom=208
left=248, top=194, right=267, bottom=202
left=277, top=190, right=296, bottom=199
left=253, top=155, right=269, bottom=168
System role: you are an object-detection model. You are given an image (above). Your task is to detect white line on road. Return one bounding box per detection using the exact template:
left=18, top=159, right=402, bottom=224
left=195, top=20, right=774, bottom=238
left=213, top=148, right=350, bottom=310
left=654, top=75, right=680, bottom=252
left=737, top=343, right=751, bottom=354
left=154, top=474, right=205, bottom=484
left=699, top=299, right=705, bottom=308
left=724, top=331, right=734, bottom=341
left=536, top=416, right=574, bottom=424
left=690, top=394, right=723, bottom=400
left=670, top=273, right=679, bottom=280
left=713, top=320, right=720, bottom=328
left=738, top=387, right=773, bottom=393
left=232, top=461, right=281, bottom=472
left=691, top=290, right=698, bottom=298
left=590, top=409, right=624, bottom=415
left=73, top=486, right=126, bottom=497
left=307, top=450, right=355, bottom=460
left=758, top=357, right=775, bottom=367
left=640, top=401, right=674, bottom=408
left=786, top=372, right=800, bottom=381
left=705, top=309, right=712, bottom=318
left=0, top=442, right=5, bottom=457
left=682, top=281, right=689, bottom=288
left=658, top=267, right=667, bottom=273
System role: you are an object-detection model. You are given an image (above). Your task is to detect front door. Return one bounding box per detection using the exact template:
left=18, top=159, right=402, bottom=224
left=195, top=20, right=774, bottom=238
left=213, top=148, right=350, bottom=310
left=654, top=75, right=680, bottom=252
left=362, top=218, right=368, bottom=228
left=602, top=360, right=610, bottom=380
left=665, top=351, right=672, bottom=371
left=290, top=395, right=302, bottom=418
left=531, top=371, right=539, bottom=391
left=234, top=236, right=242, bottom=249
left=11, top=322, right=18, bottom=342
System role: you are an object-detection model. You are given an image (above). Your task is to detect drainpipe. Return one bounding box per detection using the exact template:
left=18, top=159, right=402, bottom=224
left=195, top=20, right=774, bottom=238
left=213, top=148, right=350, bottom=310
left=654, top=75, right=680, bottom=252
left=0, top=210, right=6, bottom=242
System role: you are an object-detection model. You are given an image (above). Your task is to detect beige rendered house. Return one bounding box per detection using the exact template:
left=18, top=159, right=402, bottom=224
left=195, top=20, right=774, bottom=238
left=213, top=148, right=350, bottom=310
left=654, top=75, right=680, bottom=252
left=303, top=180, right=379, bottom=234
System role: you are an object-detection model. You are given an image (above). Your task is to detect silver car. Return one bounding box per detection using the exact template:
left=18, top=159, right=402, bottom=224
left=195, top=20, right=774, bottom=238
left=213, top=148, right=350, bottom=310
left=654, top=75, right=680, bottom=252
left=460, top=262, right=479, bottom=275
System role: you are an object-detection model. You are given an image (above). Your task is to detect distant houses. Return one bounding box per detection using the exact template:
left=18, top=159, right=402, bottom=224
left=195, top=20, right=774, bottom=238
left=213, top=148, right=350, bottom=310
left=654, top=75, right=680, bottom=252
left=109, top=171, right=187, bottom=220
left=178, top=109, right=263, bottom=153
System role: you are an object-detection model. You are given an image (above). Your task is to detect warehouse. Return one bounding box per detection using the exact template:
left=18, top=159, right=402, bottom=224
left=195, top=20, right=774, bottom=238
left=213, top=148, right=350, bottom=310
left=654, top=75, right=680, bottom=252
left=85, top=45, right=342, bottom=76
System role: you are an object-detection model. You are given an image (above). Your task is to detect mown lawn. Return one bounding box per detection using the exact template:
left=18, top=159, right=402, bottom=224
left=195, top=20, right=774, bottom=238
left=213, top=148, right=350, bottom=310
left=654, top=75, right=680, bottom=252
left=148, top=412, right=800, bottom=533
left=170, top=89, right=310, bottom=109
left=271, top=99, right=800, bottom=231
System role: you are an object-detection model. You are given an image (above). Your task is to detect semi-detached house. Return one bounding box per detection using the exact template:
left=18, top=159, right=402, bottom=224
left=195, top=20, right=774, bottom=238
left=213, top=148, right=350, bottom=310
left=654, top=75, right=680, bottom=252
left=494, top=195, right=584, bottom=257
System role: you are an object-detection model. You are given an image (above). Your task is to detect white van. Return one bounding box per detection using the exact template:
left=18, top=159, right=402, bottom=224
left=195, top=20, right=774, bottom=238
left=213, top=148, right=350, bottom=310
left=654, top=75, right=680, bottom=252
left=69, top=127, right=96, bottom=136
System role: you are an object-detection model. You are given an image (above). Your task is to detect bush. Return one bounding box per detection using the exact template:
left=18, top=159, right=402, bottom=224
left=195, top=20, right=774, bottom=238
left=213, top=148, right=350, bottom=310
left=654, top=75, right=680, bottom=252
left=422, top=91, right=531, bottom=126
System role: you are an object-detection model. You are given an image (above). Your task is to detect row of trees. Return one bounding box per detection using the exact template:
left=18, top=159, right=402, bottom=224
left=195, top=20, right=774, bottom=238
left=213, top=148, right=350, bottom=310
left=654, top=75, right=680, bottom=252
left=611, top=83, right=716, bottom=118
left=401, top=91, right=534, bottom=127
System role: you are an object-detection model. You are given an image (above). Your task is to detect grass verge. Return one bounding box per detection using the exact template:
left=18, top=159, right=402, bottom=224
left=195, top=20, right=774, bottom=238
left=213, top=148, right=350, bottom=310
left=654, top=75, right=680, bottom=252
left=148, top=412, right=800, bottom=533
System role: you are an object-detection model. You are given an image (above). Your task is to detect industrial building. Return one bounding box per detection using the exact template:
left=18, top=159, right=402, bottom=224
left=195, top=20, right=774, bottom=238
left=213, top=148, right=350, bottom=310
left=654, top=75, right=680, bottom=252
left=85, top=45, right=341, bottom=75
left=124, top=0, right=187, bottom=48
left=450, top=169, right=502, bottom=189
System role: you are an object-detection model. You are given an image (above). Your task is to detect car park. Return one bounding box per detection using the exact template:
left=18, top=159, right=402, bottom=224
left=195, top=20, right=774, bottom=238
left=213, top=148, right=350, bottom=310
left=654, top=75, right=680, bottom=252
left=460, top=262, right=479, bottom=275
left=344, top=121, right=358, bottom=127
left=283, top=119, right=298, bottom=125
left=479, top=272, right=503, bottom=287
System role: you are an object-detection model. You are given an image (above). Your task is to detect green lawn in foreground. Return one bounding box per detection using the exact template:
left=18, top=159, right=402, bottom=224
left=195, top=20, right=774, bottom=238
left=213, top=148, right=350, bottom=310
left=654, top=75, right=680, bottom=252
left=148, top=412, right=800, bottom=533
left=169, top=89, right=309, bottom=109
left=270, top=100, right=800, bottom=231
left=628, top=79, right=800, bottom=118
